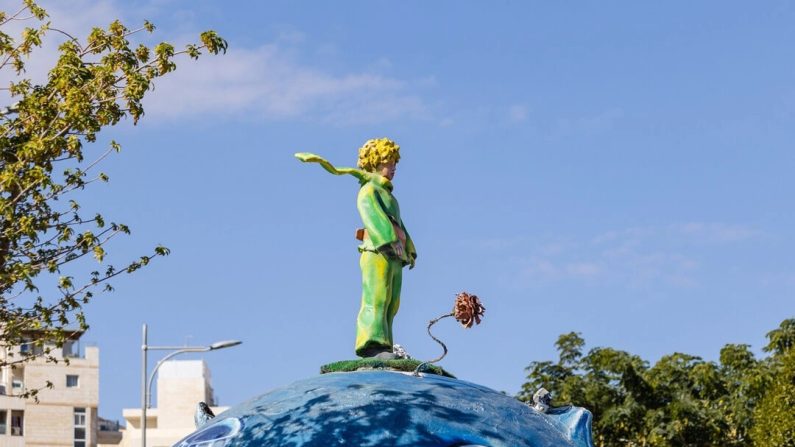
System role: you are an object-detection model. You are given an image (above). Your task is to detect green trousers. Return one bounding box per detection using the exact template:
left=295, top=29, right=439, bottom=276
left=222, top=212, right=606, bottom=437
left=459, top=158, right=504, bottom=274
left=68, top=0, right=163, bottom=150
left=355, top=251, right=403, bottom=356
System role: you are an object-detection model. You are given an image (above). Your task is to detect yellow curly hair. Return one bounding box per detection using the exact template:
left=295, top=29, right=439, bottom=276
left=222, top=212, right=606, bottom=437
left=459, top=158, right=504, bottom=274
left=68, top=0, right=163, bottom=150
left=357, top=138, right=401, bottom=172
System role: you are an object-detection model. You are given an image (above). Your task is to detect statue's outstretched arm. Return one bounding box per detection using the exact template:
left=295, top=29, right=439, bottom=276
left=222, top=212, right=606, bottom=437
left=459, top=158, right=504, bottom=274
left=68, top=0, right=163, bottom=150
left=295, top=152, right=368, bottom=183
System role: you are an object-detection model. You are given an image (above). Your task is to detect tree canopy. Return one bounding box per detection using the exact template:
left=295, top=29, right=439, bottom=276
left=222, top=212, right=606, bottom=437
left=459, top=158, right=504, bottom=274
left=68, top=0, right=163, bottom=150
left=0, top=0, right=226, bottom=395
left=518, top=318, right=795, bottom=447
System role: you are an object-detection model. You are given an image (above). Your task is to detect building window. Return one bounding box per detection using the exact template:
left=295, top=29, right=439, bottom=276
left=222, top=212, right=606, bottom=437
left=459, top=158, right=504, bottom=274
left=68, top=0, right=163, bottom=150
left=11, top=379, right=23, bottom=391
left=63, top=340, right=79, bottom=358
left=0, top=410, right=7, bottom=434
left=66, top=374, right=79, bottom=388
left=19, top=339, right=43, bottom=355
left=73, top=407, right=86, bottom=426
left=10, top=410, right=23, bottom=436
left=74, top=407, right=86, bottom=447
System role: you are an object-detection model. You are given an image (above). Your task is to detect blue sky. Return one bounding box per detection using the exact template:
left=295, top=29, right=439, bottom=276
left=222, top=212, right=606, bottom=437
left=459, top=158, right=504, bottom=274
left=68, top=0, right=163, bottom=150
left=14, top=1, right=795, bottom=422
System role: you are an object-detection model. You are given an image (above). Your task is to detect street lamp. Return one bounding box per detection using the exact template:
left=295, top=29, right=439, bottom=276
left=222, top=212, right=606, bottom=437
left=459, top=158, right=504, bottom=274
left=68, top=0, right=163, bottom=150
left=140, top=324, right=241, bottom=447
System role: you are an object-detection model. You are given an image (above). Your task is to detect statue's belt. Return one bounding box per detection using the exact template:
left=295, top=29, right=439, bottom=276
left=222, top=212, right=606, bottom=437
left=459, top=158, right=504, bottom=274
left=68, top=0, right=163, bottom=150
left=355, top=226, right=407, bottom=257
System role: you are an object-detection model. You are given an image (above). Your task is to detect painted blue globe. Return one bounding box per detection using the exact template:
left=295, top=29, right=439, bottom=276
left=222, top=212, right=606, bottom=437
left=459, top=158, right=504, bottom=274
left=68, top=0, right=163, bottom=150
left=174, top=370, right=594, bottom=447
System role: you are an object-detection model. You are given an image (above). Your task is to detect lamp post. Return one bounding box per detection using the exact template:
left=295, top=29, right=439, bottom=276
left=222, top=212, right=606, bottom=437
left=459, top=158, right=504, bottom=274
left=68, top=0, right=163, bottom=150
left=141, top=324, right=241, bottom=447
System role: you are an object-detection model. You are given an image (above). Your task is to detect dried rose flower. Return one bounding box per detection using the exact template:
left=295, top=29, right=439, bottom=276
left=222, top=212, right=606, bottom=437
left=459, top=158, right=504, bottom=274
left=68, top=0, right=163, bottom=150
left=453, top=292, right=485, bottom=328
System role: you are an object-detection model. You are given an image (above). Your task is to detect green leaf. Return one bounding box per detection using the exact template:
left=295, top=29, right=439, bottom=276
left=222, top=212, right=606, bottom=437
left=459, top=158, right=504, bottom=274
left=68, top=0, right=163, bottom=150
left=154, top=245, right=171, bottom=256
left=93, top=246, right=105, bottom=262
left=200, top=30, right=228, bottom=55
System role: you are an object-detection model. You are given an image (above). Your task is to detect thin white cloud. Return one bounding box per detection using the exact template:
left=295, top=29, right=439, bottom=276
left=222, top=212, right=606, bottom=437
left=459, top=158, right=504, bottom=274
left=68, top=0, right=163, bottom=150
left=508, top=104, right=529, bottom=123
left=490, top=222, right=760, bottom=288
left=551, top=108, right=624, bottom=136
left=521, top=251, right=697, bottom=288
left=144, top=43, right=429, bottom=125
left=669, top=222, right=759, bottom=243
left=593, top=223, right=759, bottom=246
left=566, top=261, right=602, bottom=277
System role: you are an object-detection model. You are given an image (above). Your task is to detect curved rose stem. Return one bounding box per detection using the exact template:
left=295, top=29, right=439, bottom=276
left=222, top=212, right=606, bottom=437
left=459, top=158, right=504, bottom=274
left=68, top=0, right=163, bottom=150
left=413, top=312, right=454, bottom=376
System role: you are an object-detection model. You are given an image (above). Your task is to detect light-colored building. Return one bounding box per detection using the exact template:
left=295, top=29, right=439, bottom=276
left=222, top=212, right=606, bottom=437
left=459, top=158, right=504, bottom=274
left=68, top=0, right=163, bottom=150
left=0, top=330, right=101, bottom=447
left=118, top=360, right=226, bottom=447
left=97, top=417, right=123, bottom=446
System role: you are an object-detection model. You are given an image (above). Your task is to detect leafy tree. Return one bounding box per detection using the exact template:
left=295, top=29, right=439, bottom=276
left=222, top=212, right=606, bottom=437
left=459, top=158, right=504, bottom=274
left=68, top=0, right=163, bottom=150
left=719, top=343, right=769, bottom=445
left=751, top=320, right=795, bottom=447
left=519, top=319, right=794, bottom=447
left=0, top=0, right=226, bottom=395
left=764, top=318, right=795, bottom=356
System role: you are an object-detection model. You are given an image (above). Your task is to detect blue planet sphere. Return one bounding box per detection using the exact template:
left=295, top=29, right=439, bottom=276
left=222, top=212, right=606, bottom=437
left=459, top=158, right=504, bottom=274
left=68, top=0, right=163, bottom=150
left=174, top=370, right=594, bottom=447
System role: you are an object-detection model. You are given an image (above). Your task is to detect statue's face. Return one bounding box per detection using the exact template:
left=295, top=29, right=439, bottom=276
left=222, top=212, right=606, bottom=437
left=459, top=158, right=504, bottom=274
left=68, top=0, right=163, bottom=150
left=378, top=161, right=397, bottom=180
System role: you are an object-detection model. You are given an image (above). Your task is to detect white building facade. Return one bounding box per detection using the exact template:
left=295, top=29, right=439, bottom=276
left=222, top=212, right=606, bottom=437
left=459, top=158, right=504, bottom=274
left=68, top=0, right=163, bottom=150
left=0, top=330, right=100, bottom=447
left=119, top=360, right=226, bottom=447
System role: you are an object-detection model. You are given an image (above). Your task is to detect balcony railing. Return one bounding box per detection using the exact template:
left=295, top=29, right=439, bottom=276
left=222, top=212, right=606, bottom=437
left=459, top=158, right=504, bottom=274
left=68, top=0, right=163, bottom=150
left=99, top=420, right=122, bottom=431
left=64, top=350, right=85, bottom=359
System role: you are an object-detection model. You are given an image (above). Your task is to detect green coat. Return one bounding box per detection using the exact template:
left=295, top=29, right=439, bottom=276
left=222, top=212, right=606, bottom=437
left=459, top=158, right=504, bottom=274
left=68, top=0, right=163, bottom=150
left=357, top=174, right=416, bottom=267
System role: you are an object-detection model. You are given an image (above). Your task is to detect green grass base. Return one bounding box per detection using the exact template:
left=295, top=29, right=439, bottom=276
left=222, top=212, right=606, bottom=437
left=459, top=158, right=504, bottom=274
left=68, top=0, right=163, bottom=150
left=320, top=358, right=455, bottom=378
